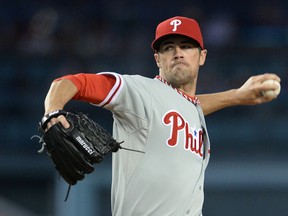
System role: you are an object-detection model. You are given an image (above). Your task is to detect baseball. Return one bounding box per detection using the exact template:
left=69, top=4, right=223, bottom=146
left=261, top=79, right=281, bottom=98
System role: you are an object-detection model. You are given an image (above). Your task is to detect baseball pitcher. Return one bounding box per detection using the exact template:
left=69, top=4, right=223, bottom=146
left=37, top=16, right=280, bottom=216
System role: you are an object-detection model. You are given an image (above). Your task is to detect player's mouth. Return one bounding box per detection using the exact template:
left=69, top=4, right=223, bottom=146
left=171, top=61, right=188, bottom=68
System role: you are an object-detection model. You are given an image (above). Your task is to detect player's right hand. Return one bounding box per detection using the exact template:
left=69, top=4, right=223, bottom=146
left=45, top=115, right=70, bottom=131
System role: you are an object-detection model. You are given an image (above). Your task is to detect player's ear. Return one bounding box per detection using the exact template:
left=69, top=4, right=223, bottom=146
left=154, top=53, right=161, bottom=68
left=199, top=49, right=207, bottom=66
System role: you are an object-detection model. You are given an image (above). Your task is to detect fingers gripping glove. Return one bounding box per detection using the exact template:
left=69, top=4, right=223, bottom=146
left=38, top=110, right=121, bottom=186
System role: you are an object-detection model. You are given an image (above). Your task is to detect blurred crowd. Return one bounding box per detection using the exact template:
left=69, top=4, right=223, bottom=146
left=1, top=0, right=287, bottom=56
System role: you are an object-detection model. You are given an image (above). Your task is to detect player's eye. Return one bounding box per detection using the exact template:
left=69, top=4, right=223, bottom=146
left=162, top=45, right=174, bottom=51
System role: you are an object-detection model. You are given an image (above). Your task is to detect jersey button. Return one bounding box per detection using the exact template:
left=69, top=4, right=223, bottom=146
left=186, top=209, right=190, bottom=214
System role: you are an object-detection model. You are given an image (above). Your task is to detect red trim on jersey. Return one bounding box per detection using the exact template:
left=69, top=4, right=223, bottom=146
left=55, top=73, right=116, bottom=105
left=155, top=75, right=200, bottom=105
left=101, top=75, right=122, bottom=107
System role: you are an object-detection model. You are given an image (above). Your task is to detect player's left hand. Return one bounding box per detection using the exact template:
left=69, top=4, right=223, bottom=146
left=235, top=73, right=281, bottom=105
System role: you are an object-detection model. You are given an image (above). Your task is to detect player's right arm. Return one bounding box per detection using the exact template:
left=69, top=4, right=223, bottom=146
left=44, top=79, right=78, bottom=128
left=43, top=73, right=116, bottom=129
left=45, top=79, right=78, bottom=114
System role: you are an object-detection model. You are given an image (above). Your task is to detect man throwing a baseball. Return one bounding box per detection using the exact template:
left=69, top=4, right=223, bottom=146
left=43, top=16, right=280, bottom=215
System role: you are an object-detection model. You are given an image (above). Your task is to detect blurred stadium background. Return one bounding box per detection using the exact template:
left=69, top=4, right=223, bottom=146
left=0, top=0, right=287, bottom=215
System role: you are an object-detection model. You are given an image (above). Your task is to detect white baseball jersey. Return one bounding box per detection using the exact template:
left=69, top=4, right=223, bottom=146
left=98, top=72, right=211, bottom=216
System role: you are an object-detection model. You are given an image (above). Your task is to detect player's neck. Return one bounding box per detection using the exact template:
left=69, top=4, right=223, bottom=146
left=156, top=75, right=196, bottom=96
left=158, top=72, right=197, bottom=96
left=156, top=75, right=199, bottom=105
left=177, top=84, right=196, bottom=96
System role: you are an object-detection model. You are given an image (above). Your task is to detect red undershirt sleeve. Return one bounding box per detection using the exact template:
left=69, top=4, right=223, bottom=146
left=54, top=73, right=116, bottom=105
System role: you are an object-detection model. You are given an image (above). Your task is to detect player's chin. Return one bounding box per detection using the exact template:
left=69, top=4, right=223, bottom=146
left=173, top=68, right=192, bottom=79
left=169, top=71, right=191, bottom=85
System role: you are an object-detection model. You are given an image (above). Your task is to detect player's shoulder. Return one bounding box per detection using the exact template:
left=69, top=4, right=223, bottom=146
left=121, top=74, right=175, bottom=94
left=121, top=74, right=158, bottom=86
left=99, top=72, right=159, bottom=90
left=99, top=72, right=152, bottom=81
left=122, top=74, right=154, bottom=82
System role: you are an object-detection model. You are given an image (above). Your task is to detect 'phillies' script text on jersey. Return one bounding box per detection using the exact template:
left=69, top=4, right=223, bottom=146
left=162, top=110, right=204, bottom=158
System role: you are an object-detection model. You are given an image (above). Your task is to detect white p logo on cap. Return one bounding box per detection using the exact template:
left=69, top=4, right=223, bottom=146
left=170, top=19, right=182, bottom=32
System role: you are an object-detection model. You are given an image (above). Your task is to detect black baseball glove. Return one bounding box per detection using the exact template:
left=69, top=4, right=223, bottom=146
left=35, top=110, right=121, bottom=186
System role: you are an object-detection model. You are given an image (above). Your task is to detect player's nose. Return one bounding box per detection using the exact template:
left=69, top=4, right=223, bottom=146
left=174, top=46, right=184, bottom=59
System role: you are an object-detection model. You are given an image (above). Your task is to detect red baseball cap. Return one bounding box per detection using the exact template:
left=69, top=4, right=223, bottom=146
left=151, top=16, right=204, bottom=51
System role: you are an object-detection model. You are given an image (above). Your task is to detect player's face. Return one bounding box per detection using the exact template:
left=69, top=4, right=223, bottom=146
left=154, top=35, right=207, bottom=92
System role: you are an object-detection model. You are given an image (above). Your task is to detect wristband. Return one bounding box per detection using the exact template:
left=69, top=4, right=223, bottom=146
left=41, top=110, right=68, bottom=130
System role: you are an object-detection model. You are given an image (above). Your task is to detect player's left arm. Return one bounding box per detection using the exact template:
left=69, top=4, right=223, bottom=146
left=198, top=73, right=281, bottom=116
